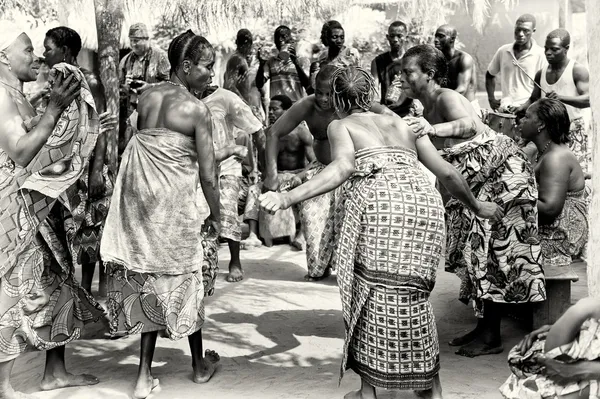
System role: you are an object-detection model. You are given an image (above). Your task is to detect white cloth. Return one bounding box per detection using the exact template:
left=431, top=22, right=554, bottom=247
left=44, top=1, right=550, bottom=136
left=202, top=88, right=262, bottom=177
left=540, top=59, right=584, bottom=121
left=0, top=21, right=26, bottom=52
left=487, top=41, right=547, bottom=108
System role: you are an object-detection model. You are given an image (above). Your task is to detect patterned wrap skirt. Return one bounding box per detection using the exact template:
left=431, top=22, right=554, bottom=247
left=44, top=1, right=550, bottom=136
left=442, top=127, right=544, bottom=317
left=335, top=147, right=445, bottom=390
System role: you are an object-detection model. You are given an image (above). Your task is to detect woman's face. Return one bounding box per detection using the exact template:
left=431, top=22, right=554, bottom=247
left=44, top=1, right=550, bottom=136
left=42, top=37, right=65, bottom=68
left=519, top=103, right=542, bottom=141
left=4, top=34, right=40, bottom=82
left=314, top=77, right=332, bottom=111
left=188, top=48, right=215, bottom=93
left=327, top=28, right=345, bottom=50
left=399, top=56, right=428, bottom=99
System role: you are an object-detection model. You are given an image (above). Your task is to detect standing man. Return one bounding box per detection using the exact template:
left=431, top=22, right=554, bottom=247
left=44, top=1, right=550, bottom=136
left=434, top=24, right=478, bottom=111
left=118, top=22, right=170, bottom=152
left=511, top=29, right=591, bottom=173
left=486, top=14, right=546, bottom=111
left=309, top=20, right=360, bottom=91
left=224, top=29, right=265, bottom=123
left=371, top=21, right=416, bottom=117
left=256, top=25, right=310, bottom=117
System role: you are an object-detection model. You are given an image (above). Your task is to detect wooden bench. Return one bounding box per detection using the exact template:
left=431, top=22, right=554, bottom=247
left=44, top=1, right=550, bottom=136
left=531, top=260, right=583, bottom=329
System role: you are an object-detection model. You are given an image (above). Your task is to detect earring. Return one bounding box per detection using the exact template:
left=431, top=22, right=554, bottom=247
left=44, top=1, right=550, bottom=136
left=537, top=127, right=542, bottom=132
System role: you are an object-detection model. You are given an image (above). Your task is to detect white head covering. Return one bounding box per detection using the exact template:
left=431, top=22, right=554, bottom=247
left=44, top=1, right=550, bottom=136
left=0, top=20, right=27, bottom=52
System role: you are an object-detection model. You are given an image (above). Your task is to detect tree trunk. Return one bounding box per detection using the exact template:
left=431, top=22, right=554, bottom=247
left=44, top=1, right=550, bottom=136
left=586, top=0, right=599, bottom=296
left=558, top=0, right=572, bottom=30
left=94, top=0, right=123, bottom=297
left=94, top=0, right=123, bottom=175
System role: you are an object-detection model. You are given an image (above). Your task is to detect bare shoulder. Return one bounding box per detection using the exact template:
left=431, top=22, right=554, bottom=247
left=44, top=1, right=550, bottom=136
left=572, top=61, right=590, bottom=81
left=459, top=50, right=474, bottom=66
left=436, top=88, right=462, bottom=105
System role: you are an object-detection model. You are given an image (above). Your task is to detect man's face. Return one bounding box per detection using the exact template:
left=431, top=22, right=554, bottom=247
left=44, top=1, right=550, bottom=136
left=130, top=37, right=150, bottom=56
left=433, top=29, right=452, bottom=51
left=514, top=22, right=534, bottom=46
left=269, top=100, right=286, bottom=125
left=544, top=37, right=568, bottom=64
left=386, top=26, right=406, bottom=52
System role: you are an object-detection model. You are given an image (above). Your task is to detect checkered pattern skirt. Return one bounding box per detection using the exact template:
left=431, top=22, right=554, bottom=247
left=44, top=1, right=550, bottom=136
left=348, top=286, right=440, bottom=390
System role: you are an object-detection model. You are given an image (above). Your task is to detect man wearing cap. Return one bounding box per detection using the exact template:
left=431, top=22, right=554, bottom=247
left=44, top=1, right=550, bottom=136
left=118, top=23, right=170, bottom=150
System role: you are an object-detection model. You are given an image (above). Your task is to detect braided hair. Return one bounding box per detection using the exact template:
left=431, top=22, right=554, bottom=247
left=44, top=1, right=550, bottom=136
left=167, top=29, right=214, bottom=75
left=330, top=66, right=376, bottom=114
left=534, top=98, right=571, bottom=144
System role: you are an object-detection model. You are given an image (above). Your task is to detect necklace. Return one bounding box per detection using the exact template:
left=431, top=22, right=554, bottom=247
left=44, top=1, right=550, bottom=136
left=166, top=80, right=187, bottom=90
left=536, top=140, right=552, bottom=162
left=0, top=80, right=26, bottom=97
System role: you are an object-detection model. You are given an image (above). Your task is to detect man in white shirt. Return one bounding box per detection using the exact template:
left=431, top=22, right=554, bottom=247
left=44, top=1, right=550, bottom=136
left=486, top=14, right=546, bottom=111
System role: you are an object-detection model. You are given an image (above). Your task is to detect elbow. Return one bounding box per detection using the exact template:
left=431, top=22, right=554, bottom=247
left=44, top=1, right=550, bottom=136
left=12, top=150, right=32, bottom=168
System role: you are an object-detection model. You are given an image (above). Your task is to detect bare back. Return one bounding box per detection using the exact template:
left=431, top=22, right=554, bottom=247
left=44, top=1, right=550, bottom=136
left=136, top=82, right=210, bottom=137
left=336, top=111, right=417, bottom=152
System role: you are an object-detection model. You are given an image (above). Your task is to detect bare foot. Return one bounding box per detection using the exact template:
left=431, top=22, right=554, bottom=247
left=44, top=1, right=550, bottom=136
left=455, top=339, right=503, bottom=358
left=241, top=234, right=262, bottom=250
left=448, top=326, right=480, bottom=346
left=226, top=262, right=244, bottom=283
left=40, top=372, right=99, bottom=391
left=0, top=386, right=37, bottom=399
left=304, top=266, right=332, bottom=282
left=193, top=349, right=221, bottom=384
left=132, top=376, right=160, bottom=399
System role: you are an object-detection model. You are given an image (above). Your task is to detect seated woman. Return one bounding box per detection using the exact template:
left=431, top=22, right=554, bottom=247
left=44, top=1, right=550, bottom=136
left=519, top=98, right=588, bottom=267
left=401, top=45, right=544, bottom=357
left=259, top=66, right=502, bottom=399
left=500, top=297, right=600, bottom=399
left=0, top=22, right=105, bottom=398
left=100, top=30, right=221, bottom=399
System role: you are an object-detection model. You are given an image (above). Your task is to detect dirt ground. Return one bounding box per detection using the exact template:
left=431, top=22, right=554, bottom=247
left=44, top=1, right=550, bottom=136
left=11, top=243, right=589, bottom=399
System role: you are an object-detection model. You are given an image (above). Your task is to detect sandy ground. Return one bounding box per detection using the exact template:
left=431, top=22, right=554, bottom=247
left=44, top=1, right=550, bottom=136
left=11, top=243, right=589, bottom=399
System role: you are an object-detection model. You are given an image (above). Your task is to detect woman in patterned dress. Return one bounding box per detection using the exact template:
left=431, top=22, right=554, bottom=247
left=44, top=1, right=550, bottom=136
left=519, top=98, right=588, bottom=267
left=402, top=45, right=544, bottom=358
left=100, top=30, right=221, bottom=399
left=259, top=66, right=502, bottom=399
left=0, top=24, right=105, bottom=398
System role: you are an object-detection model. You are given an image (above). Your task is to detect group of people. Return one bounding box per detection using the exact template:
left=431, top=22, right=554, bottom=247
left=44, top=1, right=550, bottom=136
left=0, top=11, right=593, bottom=399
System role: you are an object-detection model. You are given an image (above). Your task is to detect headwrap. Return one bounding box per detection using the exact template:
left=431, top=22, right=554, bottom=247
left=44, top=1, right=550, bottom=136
left=0, top=20, right=27, bottom=52
left=129, top=23, right=149, bottom=39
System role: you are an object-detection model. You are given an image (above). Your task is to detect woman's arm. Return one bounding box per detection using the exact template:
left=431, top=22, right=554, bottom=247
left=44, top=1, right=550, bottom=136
left=0, top=73, right=80, bottom=167
left=416, top=135, right=502, bottom=220
left=428, top=92, right=478, bottom=139
left=260, top=120, right=354, bottom=212
left=195, top=103, right=220, bottom=229
left=536, top=152, right=570, bottom=225
left=284, top=120, right=354, bottom=206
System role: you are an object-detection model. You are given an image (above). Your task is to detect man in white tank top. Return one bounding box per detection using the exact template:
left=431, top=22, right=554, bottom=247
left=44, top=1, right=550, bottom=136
left=511, top=29, right=591, bottom=173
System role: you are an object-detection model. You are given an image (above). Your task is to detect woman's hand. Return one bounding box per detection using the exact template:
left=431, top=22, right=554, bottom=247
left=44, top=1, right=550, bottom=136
left=404, top=116, right=436, bottom=138
left=231, top=145, right=248, bottom=160
left=259, top=191, right=291, bottom=213
left=537, top=357, right=587, bottom=385
left=516, top=324, right=552, bottom=355
left=47, top=71, right=81, bottom=113
left=475, top=201, right=504, bottom=222
left=99, top=112, right=118, bottom=134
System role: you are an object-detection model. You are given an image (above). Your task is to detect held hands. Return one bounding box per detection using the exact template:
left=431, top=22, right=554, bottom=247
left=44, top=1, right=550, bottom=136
left=404, top=116, right=436, bottom=138
left=474, top=201, right=504, bottom=223
left=203, top=215, right=221, bottom=237
left=262, top=174, right=279, bottom=192
left=259, top=191, right=291, bottom=214
left=48, top=71, right=81, bottom=113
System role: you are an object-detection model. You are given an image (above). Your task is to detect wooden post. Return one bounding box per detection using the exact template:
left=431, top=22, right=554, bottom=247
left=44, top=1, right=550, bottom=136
left=559, top=0, right=572, bottom=30
left=93, top=0, right=123, bottom=175
left=586, top=0, right=600, bottom=297
left=94, top=0, right=123, bottom=297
